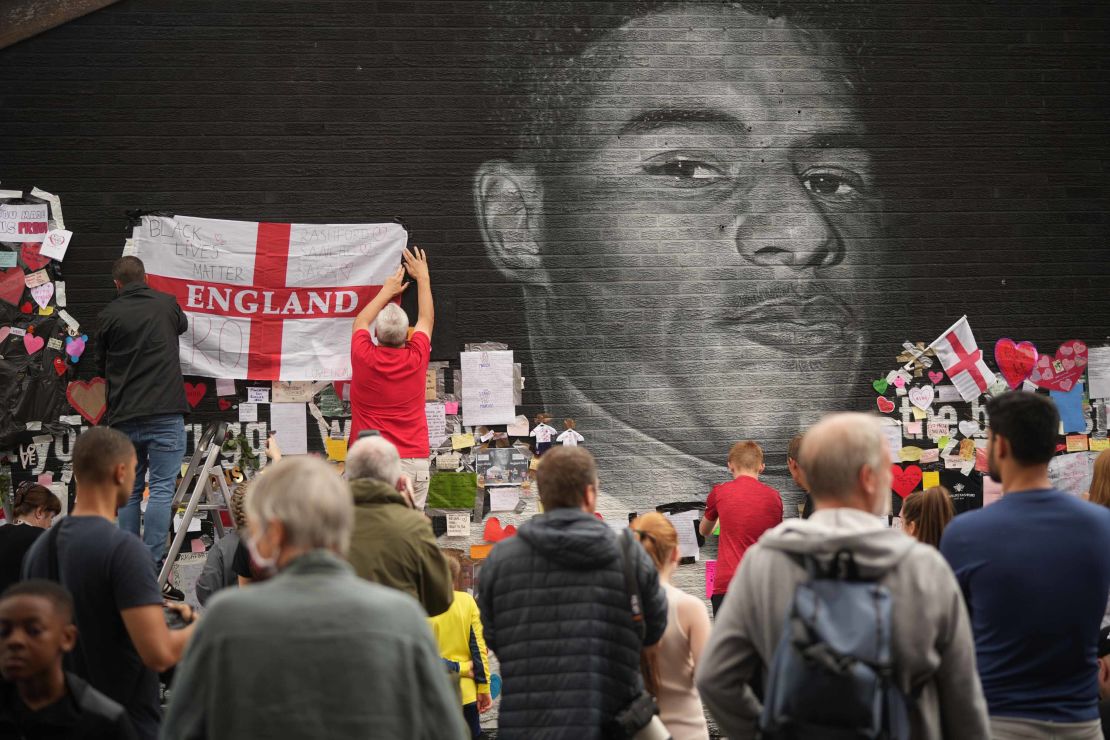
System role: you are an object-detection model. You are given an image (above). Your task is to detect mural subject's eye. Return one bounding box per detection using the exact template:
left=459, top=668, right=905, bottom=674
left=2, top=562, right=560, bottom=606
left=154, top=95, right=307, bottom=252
left=642, top=155, right=728, bottom=187
left=800, top=168, right=868, bottom=203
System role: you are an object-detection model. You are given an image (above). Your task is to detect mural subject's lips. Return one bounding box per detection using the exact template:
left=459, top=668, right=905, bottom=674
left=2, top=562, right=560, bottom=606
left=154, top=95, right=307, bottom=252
left=719, top=294, right=860, bottom=353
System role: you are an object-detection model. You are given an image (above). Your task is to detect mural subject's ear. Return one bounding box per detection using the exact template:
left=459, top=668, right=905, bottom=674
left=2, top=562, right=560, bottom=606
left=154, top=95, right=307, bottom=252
left=474, top=159, right=548, bottom=285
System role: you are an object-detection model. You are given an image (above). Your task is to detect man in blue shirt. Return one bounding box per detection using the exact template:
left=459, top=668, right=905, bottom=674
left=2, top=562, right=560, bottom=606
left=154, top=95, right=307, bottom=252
left=942, top=391, right=1110, bottom=740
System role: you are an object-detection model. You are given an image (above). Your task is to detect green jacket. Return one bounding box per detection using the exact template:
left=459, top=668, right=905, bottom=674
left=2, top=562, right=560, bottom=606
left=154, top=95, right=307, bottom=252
left=162, top=550, right=467, bottom=740
left=346, top=477, right=453, bottom=616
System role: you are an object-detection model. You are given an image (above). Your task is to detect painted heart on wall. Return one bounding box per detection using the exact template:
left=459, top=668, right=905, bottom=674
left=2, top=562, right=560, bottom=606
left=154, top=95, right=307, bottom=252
left=876, top=396, right=895, bottom=414
left=67, top=378, right=108, bottom=425
left=891, top=464, right=923, bottom=498
left=994, top=338, right=1038, bottom=390
left=1029, top=340, right=1087, bottom=392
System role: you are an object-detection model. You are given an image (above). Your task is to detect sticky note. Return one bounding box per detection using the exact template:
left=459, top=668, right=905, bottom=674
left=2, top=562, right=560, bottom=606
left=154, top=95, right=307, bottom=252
left=0, top=251, right=16, bottom=268
left=1091, top=438, right=1110, bottom=452
left=451, top=433, right=475, bottom=450
left=920, top=448, right=939, bottom=463
left=898, top=446, right=923, bottom=462
left=469, top=544, right=493, bottom=560
left=216, top=378, right=236, bottom=396
left=911, top=406, right=926, bottom=420
left=324, top=437, right=348, bottom=462
left=922, top=471, right=941, bottom=489
left=444, top=401, right=459, bottom=415
left=905, top=421, right=923, bottom=435
left=1066, top=435, right=1089, bottom=452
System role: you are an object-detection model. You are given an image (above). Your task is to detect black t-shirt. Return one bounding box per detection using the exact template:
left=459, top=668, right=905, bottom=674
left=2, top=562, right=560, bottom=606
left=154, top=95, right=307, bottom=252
left=231, top=539, right=266, bottom=581
left=22, top=517, right=163, bottom=740
left=2, top=685, right=80, bottom=740
left=0, top=523, right=44, bottom=593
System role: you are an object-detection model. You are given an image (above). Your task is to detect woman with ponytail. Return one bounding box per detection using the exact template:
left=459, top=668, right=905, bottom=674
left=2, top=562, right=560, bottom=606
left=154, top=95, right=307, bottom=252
left=630, top=512, right=711, bottom=740
left=0, top=482, right=62, bottom=591
left=900, top=486, right=955, bottom=549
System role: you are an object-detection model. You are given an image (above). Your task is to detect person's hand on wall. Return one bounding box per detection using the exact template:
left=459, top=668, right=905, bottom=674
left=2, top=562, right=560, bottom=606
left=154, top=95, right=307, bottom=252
left=402, top=246, right=430, bottom=284
left=382, top=264, right=410, bottom=297
left=266, top=432, right=283, bottom=464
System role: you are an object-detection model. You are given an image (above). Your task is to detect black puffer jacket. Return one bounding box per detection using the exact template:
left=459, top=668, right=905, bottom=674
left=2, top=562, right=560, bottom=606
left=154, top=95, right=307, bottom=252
left=479, top=508, right=667, bottom=739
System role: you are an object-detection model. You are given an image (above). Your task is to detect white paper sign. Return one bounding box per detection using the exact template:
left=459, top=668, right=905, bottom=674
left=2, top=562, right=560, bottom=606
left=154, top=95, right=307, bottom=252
left=215, top=378, right=236, bottom=396
left=460, top=350, right=516, bottom=426
left=1088, top=346, right=1110, bottom=399
left=446, top=512, right=470, bottom=537
left=0, top=202, right=49, bottom=242
left=269, top=402, right=308, bottom=455
left=238, top=402, right=258, bottom=422
left=665, top=510, right=701, bottom=561
left=426, top=403, right=447, bottom=448
left=247, top=387, right=270, bottom=404
left=54, top=281, right=66, bottom=307
left=489, top=487, right=522, bottom=512
left=38, top=230, right=72, bottom=261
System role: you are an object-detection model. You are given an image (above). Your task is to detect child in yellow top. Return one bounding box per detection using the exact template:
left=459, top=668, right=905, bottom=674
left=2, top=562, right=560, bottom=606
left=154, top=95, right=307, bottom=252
left=427, top=553, right=492, bottom=738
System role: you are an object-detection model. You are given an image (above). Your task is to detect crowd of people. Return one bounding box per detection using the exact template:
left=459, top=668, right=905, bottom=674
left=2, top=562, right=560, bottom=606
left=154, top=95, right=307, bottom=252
left=3, top=252, right=1110, bottom=739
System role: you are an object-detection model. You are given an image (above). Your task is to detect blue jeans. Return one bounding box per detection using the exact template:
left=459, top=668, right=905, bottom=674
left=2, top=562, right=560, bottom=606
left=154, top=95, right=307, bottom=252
left=115, top=414, right=187, bottom=567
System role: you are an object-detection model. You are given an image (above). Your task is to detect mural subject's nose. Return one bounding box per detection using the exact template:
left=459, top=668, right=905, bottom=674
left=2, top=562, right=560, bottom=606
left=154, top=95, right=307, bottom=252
left=734, top=173, right=840, bottom=270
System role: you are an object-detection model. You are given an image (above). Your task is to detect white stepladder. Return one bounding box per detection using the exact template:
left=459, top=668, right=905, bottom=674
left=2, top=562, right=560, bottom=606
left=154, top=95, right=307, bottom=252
left=158, top=420, right=234, bottom=589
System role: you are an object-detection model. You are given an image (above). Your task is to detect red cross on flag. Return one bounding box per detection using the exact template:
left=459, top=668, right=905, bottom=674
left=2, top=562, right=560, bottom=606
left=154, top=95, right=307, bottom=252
left=928, top=315, right=996, bottom=402
left=132, top=215, right=407, bottom=381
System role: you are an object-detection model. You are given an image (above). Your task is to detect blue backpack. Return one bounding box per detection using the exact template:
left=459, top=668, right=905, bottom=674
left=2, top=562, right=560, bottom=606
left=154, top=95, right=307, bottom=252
left=759, top=549, right=914, bottom=740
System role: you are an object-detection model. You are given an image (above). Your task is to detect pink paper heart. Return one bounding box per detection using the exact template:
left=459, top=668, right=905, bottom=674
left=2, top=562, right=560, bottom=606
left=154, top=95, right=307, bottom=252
left=893, top=376, right=906, bottom=388
left=23, top=333, right=44, bottom=354
left=1029, top=340, right=1087, bottom=392
left=30, top=282, right=54, bottom=309
left=928, top=371, right=944, bottom=384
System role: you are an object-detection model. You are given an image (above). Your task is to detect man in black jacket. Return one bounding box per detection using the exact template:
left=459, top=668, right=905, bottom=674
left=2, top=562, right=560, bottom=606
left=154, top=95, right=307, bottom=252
left=0, top=580, right=138, bottom=739
left=479, top=446, right=667, bottom=739
left=95, top=256, right=189, bottom=582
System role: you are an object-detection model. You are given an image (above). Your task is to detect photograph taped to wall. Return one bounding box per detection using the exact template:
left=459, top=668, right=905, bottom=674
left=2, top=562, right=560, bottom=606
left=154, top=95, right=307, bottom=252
left=476, top=447, right=530, bottom=487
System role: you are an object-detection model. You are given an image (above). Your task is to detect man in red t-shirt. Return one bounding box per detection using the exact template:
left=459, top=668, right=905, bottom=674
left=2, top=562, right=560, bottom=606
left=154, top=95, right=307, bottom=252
left=350, top=246, right=435, bottom=510
left=699, top=440, right=783, bottom=615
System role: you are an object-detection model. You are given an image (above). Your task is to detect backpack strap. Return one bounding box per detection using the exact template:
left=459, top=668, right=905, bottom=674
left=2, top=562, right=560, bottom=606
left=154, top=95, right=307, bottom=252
left=618, top=529, right=646, bottom=642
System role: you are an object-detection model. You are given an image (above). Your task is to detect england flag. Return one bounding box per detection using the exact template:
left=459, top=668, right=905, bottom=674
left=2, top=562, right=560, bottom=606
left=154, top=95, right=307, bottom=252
left=928, top=315, right=996, bottom=402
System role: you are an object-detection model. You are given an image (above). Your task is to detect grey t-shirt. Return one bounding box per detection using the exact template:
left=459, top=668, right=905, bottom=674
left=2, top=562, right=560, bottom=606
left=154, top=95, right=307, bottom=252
left=23, top=516, right=163, bottom=740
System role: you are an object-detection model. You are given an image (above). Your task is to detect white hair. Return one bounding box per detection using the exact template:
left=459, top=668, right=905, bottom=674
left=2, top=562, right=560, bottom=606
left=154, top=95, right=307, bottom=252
left=373, top=303, right=410, bottom=347
left=799, top=412, right=887, bottom=502
left=246, top=457, right=353, bottom=555
left=346, top=436, right=403, bottom=484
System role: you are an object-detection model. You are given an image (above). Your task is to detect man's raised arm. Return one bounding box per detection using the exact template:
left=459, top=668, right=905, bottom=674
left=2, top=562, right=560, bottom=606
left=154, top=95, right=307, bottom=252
left=403, top=246, right=434, bottom=339
left=352, top=264, right=408, bottom=335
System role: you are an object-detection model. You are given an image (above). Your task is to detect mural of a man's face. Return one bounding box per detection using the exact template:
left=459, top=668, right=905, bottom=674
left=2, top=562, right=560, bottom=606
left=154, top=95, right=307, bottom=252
left=477, top=5, right=882, bottom=469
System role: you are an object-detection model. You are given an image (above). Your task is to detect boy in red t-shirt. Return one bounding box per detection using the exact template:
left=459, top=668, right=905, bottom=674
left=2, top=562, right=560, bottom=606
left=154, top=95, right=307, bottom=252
left=699, top=441, right=783, bottom=615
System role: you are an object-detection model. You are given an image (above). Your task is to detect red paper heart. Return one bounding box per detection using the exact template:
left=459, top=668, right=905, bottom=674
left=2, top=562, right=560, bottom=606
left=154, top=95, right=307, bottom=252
left=53, top=357, right=67, bottom=376
left=928, top=371, right=944, bottom=384
left=20, top=302, right=32, bottom=314
left=20, top=242, right=50, bottom=271
left=483, top=516, right=517, bottom=543
left=891, top=464, right=922, bottom=498
left=876, top=396, right=895, bottom=414
left=994, top=338, right=1038, bottom=390
left=66, top=378, right=108, bottom=425
left=0, top=268, right=25, bottom=305
left=1029, top=340, right=1088, bottom=392
left=184, top=381, right=207, bottom=408
left=218, top=398, right=232, bottom=411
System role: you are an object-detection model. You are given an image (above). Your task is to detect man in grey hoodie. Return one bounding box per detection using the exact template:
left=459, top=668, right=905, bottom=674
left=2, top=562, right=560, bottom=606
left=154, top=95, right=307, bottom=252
left=696, top=412, right=989, bottom=739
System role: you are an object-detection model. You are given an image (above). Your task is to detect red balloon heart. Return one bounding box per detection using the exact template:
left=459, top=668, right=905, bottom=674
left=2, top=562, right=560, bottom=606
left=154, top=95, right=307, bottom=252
left=876, top=396, right=895, bottom=414
left=53, top=356, right=67, bottom=376
left=1029, top=340, right=1088, bottom=393
left=218, top=398, right=232, bottom=411
left=483, top=516, right=517, bottom=543
left=994, top=338, right=1038, bottom=390
left=20, top=242, right=51, bottom=271
left=184, top=381, right=207, bottom=408
left=891, top=464, right=923, bottom=498
left=0, top=268, right=25, bottom=305
left=20, top=302, right=32, bottom=314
